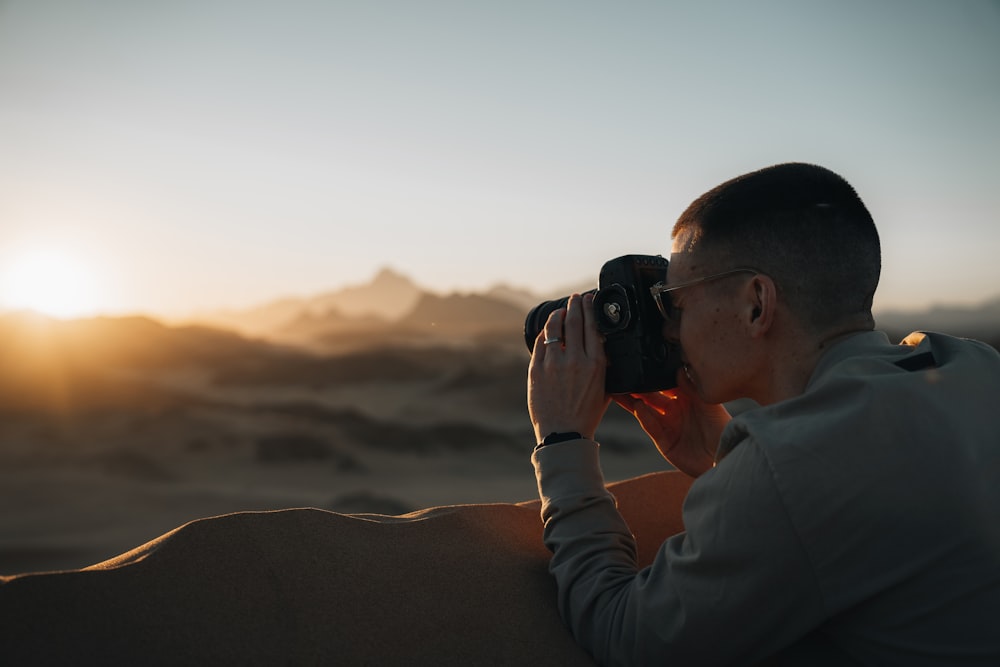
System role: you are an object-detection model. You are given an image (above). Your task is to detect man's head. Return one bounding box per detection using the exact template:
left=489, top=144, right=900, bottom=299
left=664, top=163, right=881, bottom=404
left=672, top=162, right=881, bottom=333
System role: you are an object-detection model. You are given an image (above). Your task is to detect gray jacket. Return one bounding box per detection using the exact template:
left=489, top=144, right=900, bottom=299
left=533, top=331, right=1000, bottom=666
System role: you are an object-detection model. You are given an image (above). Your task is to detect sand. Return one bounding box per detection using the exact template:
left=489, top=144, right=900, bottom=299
left=0, top=313, right=688, bottom=662
left=0, top=471, right=691, bottom=664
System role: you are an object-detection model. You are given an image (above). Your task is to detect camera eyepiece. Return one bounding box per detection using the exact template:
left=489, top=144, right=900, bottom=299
left=593, top=284, right=631, bottom=333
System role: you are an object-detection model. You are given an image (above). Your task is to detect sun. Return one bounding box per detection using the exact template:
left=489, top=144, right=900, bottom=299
left=1, top=248, right=103, bottom=319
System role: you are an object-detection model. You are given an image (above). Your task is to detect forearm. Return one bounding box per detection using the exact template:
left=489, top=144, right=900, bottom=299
left=533, top=439, right=638, bottom=565
left=532, top=438, right=822, bottom=666
left=532, top=440, right=645, bottom=665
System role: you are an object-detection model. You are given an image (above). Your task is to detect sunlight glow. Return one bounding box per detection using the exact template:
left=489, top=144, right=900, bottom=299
left=1, top=249, right=103, bottom=319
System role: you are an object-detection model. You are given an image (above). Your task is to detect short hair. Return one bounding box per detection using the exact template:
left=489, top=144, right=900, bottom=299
left=673, top=162, right=881, bottom=332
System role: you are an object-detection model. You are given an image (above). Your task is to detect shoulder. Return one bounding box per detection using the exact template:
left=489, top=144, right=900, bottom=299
left=900, top=330, right=1000, bottom=374
left=714, top=329, right=1000, bottom=531
left=724, top=330, right=998, bottom=456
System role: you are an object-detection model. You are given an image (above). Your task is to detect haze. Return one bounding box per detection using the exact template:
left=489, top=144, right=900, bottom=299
left=1, top=1, right=998, bottom=318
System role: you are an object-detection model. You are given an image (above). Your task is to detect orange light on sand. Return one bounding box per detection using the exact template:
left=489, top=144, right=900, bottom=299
left=1, top=248, right=103, bottom=319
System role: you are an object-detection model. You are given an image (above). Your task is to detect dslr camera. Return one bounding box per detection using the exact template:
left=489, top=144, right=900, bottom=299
left=523, top=254, right=681, bottom=394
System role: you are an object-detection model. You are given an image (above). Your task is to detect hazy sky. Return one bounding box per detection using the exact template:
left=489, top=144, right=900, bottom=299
left=1, top=0, right=998, bottom=317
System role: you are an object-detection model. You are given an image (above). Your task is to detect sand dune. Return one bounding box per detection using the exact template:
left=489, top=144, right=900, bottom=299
left=0, top=313, right=668, bottom=576
left=5, top=294, right=994, bottom=660
left=0, top=472, right=691, bottom=664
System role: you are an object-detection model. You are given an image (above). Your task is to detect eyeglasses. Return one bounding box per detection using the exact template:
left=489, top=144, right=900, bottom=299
left=649, top=268, right=758, bottom=321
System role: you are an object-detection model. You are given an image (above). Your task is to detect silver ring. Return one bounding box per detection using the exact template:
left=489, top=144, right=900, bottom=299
left=543, top=337, right=563, bottom=345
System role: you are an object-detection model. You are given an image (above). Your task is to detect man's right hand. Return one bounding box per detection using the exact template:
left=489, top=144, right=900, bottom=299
left=613, top=369, right=730, bottom=478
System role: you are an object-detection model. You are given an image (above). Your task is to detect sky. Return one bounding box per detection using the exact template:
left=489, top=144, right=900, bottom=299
left=1, top=0, right=998, bottom=319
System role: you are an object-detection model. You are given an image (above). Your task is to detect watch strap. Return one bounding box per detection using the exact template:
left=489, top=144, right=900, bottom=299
left=535, top=431, right=583, bottom=450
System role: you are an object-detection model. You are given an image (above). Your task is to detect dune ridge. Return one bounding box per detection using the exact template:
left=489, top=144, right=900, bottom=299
left=0, top=471, right=691, bottom=664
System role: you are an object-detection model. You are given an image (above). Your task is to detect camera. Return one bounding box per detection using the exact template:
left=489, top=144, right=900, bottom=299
left=523, top=254, right=681, bottom=394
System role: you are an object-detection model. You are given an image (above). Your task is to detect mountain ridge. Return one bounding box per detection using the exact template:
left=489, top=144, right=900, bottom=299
left=4, top=266, right=997, bottom=352
left=180, top=267, right=591, bottom=348
left=182, top=266, right=998, bottom=344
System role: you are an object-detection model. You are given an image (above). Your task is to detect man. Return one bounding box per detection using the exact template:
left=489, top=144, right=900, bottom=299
left=527, top=163, right=1000, bottom=665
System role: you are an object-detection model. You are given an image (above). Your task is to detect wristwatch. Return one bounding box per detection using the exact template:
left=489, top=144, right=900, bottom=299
left=535, top=431, right=583, bottom=450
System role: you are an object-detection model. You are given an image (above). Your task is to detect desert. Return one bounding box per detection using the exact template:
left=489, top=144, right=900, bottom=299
left=1, top=271, right=998, bottom=662
left=0, top=274, right=681, bottom=662
left=0, top=272, right=674, bottom=576
left=3, top=271, right=998, bottom=576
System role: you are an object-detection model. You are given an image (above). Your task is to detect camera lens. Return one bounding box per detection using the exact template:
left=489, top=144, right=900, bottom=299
left=523, top=289, right=598, bottom=350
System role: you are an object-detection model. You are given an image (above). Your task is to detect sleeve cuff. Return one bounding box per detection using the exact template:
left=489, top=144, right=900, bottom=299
left=531, top=439, right=615, bottom=520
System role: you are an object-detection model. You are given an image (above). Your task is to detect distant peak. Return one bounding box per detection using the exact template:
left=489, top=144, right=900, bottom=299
left=371, top=267, right=416, bottom=287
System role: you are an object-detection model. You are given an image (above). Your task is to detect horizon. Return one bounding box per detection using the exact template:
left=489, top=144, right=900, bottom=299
left=2, top=262, right=998, bottom=325
left=2, top=2, right=999, bottom=319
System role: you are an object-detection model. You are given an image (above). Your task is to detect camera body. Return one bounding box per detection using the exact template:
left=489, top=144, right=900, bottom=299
left=524, top=254, right=681, bottom=394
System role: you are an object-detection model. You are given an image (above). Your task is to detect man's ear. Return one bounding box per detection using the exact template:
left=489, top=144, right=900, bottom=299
left=746, top=274, right=776, bottom=336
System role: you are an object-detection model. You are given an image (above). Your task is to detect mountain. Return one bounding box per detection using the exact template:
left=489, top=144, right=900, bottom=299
left=307, top=267, right=422, bottom=320
left=483, top=284, right=541, bottom=312
left=184, top=267, right=599, bottom=343
left=267, top=292, right=530, bottom=354
left=401, top=292, right=525, bottom=327
left=398, top=292, right=528, bottom=341
left=189, top=267, right=422, bottom=337
left=181, top=296, right=310, bottom=338
left=173, top=267, right=1000, bottom=352
left=182, top=268, right=542, bottom=351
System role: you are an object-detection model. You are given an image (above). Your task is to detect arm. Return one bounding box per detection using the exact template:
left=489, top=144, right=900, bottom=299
left=517, top=470, right=691, bottom=569
left=527, top=294, right=825, bottom=664
left=533, top=438, right=826, bottom=666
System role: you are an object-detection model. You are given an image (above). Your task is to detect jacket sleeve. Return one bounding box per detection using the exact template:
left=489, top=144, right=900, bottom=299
left=533, top=438, right=827, bottom=666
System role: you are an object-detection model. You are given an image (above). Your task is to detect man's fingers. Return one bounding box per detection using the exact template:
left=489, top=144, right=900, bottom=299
left=542, top=307, right=566, bottom=348
left=580, top=292, right=606, bottom=360
left=561, top=294, right=584, bottom=351
left=622, top=390, right=679, bottom=415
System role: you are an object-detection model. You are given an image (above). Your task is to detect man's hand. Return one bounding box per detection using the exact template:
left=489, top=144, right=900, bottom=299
left=528, top=293, right=611, bottom=443
left=613, top=370, right=730, bottom=478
